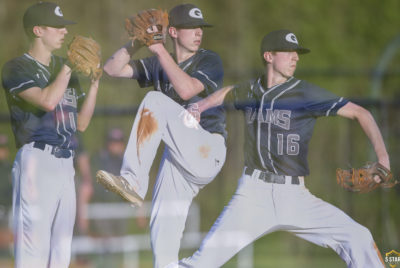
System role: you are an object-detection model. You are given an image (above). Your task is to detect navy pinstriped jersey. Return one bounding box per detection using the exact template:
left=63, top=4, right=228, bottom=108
left=1, top=53, right=84, bottom=150
left=130, top=48, right=227, bottom=139
left=233, top=76, right=348, bottom=176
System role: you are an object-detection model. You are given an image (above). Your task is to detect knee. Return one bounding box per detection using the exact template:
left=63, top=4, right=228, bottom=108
left=142, top=91, right=175, bottom=111
left=144, top=91, right=166, bottom=105
left=145, top=91, right=163, bottom=99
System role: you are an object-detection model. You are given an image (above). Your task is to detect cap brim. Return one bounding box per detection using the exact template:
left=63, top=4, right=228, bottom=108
left=47, top=19, right=76, bottom=27
left=296, top=47, right=310, bottom=54
left=270, top=47, right=310, bottom=54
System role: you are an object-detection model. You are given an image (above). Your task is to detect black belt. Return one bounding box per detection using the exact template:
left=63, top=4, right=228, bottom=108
left=33, top=142, right=74, bottom=159
left=245, top=167, right=300, bottom=185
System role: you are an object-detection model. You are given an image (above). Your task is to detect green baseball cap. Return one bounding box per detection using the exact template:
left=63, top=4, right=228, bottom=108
left=260, top=29, right=310, bottom=55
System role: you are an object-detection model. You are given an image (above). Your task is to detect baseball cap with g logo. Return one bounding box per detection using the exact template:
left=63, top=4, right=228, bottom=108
left=260, top=29, right=310, bottom=55
left=169, top=3, right=212, bottom=28
left=23, top=1, right=76, bottom=30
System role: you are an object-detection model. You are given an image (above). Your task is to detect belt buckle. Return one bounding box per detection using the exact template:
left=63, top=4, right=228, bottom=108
left=259, top=172, right=267, bottom=182
left=52, top=147, right=71, bottom=158
left=265, top=172, right=284, bottom=184
left=276, top=175, right=285, bottom=184
left=52, top=146, right=62, bottom=158
left=262, top=171, right=275, bottom=183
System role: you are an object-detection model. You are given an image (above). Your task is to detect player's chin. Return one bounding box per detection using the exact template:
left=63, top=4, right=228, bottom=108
left=191, top=42, right=201, bottom=51
left=188, top=47, right=200, bottom=53
left=287, top=69, right=296, bottom=77
left=55, top=41, right=63, bottom=49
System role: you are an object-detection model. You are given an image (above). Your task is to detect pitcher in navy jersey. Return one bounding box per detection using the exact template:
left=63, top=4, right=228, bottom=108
left=1, top=2, right=101, bottom=267
left=176, top=30, right=388, bottom=268
left=96, top=4, right=226, bottom=267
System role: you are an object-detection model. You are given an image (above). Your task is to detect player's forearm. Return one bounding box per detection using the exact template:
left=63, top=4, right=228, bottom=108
left=103, top=41, right=137, bottom=78
left=356, top=109, right=390, bottom=168
left=339, top=102, right=390, bottom=168
left=19, top=65, right=72, bottom=112
left=42, top=65, right=73, bottom=110
left=197, top=85, right=234, bottom=114
left=154, top=46, right=203, bottom=100
left=77, top=80, right=99, bottom=132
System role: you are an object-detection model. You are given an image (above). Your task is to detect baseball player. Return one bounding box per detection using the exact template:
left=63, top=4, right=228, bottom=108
left=174, top=30, right=388, bottom=268
left=96, top=3, right=227, bottom=267
left=1, top=2, right=101, bottom=267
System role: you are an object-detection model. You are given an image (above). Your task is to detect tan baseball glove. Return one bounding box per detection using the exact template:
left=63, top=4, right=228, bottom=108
left=336, top=162, right=398, bottom=193
left=67, top=35, right=102, bottom=80
left=125, top=9, right=169, bottom=46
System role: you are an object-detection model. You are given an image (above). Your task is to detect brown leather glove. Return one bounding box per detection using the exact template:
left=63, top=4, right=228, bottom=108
left=336, top=162, right=398, bottom=193
left=67, top=35, right=102, bottom=80
left=125, top=9, right=169, bottom=46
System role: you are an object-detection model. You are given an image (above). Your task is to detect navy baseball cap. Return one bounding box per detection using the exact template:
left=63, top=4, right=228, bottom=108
left=23, top=2, right=76, bottom=30
left=260, top=29, right=310, bottom=55
left=169, top=4, right=212, bottom=28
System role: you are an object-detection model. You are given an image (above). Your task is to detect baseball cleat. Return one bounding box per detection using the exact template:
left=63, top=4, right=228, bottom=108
left=96, top=170, right=143, bottom=207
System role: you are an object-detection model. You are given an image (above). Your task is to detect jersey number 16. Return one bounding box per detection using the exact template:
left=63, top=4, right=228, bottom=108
left=277, top=133, right=300, bottom=155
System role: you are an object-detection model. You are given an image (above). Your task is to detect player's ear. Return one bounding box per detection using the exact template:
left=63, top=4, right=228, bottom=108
left=168, top=26, right=177, bottom=38
left=263, top=51, right=273, bottom=63
left=32, top=26, right=42, bottom=37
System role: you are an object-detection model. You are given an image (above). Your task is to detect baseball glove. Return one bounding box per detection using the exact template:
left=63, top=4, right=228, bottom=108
left=67, top=35, right=102, bottom=80
left=125, top=9, right=169, bottom=46
left=336, top=162, right=398, bottom=193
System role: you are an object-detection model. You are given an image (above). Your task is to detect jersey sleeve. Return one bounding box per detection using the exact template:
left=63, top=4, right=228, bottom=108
left=129, top=56, right=156, bottom=88
left=190, top=52, right=224, bottom=94
left=2, top=61, right=40, bottom=95
left=302, top=81, right=349, bottom=117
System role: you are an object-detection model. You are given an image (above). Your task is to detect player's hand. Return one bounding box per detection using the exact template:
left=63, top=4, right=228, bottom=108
left=375, top=159, right=390, bottom=183
left=179, top=103, right=200, bottom=129
left=187, top=103, right=201, bottom=122
left=147, top=42, right=166, bottom=54
left=145, top=24, right=166, bottom=55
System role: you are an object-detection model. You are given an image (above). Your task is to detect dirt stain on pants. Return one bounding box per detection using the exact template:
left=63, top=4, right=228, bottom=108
left=199, top=145, right=210, bottom=158
left=137, top=108, right=158, bottom=163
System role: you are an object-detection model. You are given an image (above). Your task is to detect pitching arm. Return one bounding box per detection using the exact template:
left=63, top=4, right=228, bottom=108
left=337, top=101, right=390, bottom=170
left=197, top=85, right=235, bottom=114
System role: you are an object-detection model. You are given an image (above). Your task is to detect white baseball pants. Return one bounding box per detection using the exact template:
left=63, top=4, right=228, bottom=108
left=120, top=91, right=226, bottom=267
left=12, top=143, right=76, bottom=268
left=179, top=169, right=384, bottom=268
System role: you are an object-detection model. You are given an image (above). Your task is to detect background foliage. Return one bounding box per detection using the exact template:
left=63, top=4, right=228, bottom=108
left=0, top=0, right=400, bottom=267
